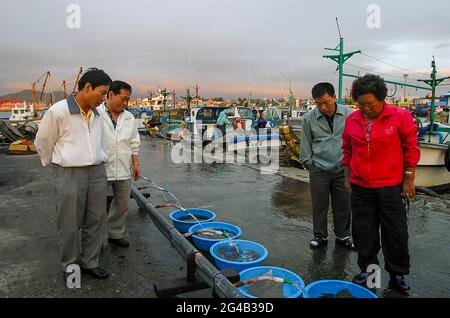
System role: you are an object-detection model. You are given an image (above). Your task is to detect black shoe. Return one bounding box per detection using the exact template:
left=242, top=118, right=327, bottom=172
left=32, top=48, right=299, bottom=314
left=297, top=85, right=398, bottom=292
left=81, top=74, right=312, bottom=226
left=335, top=237, right=356, bottom=250
left=310, top=237, right=328, bottom=249
left=81, top=266, right=109, bottom=279
left=388, top=274, right=410, bottom=292
left=108, top=238, right=130, bottom=248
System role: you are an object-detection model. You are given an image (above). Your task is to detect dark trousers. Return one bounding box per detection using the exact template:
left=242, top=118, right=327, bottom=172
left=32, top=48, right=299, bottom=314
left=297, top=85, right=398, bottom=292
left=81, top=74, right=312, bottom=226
left=216, top=124, right=226, bottom=138
left=309, top=164, right=351, bottom=239
left=351, top=184, right=410, bottom=275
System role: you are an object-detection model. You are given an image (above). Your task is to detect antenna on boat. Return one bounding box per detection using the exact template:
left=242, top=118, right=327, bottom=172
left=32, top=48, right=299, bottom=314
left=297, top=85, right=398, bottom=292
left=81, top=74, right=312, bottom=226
left=336, top=17, right=342, bottom=39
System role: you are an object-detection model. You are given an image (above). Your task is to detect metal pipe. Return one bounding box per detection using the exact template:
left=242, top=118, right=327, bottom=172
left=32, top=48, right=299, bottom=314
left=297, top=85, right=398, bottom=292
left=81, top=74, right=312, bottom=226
left=131, top=185, right=243, bottom=298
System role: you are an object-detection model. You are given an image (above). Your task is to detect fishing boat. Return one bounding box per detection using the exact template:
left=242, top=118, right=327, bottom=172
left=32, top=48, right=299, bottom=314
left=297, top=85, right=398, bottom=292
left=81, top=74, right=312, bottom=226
left=416, top=120, right=450, bottom=190
left=411, top=59, right=450, bottom=191
left=7, top=102, right=42, bottom=126
left=9, top=102, right=33, bottom=121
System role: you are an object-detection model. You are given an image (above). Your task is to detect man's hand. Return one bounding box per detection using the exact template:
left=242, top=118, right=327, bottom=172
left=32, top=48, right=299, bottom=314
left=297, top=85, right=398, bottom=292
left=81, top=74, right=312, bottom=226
left=133, top=162, right=140, bottom=181
left=132, top=154, right=140, bottom=181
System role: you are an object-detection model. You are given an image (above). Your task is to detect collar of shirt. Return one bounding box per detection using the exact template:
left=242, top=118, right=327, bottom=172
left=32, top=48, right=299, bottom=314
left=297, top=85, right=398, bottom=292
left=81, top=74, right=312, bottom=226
left=72, top=95, right=93, bottom=125
left=315, top=103, right=343, bottom=119
left=67, top=94, right=99, bottom=117
left=105, top=106, right=118, bottom=129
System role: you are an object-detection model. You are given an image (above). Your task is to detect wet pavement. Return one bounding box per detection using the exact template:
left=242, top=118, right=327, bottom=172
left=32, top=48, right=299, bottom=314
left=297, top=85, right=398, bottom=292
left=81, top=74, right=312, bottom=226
left=138, top=137, right=450, bottom=298
left=0, top=137, right=449, bottom=298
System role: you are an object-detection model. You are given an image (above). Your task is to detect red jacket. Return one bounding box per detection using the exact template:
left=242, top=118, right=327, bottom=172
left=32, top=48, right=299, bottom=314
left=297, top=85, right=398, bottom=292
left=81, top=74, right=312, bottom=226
left=342, top=103, right=420, bottom=188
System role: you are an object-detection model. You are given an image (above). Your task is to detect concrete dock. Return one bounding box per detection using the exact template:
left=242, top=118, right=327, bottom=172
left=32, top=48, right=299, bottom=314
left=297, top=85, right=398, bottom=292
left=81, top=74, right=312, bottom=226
left=1, top=137, right=449, bottom=298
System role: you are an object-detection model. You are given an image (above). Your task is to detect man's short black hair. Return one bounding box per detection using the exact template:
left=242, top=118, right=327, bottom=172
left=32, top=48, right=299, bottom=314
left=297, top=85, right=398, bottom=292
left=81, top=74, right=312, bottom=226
left=108, top=80, right=132, bottom=95
left=311, top=82, right=335, bottom=99
left=351, top=74, right=388, bottom=102
left=78, top=67, right=112, bottom=91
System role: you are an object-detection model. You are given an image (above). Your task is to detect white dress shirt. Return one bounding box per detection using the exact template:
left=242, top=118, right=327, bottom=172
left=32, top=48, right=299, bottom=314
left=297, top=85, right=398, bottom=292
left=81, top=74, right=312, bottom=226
left=97, top=103, right=140, bottom=181
left=35, top=94, right=108, bottom=167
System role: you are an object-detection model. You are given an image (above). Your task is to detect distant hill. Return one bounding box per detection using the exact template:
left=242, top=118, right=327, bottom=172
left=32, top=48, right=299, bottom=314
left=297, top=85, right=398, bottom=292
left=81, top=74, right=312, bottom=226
left=0, top=90, right=66, bottom=104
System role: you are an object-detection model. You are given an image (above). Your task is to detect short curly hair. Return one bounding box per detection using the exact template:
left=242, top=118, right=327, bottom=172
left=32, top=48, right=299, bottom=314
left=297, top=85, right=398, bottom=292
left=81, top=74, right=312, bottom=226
left=351, top=74, right=388, bottom=102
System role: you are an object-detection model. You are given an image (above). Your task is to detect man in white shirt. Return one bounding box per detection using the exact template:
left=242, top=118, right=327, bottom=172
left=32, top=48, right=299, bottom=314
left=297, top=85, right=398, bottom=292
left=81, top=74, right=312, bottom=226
left=98, top=81, right=140, bottom=248
left=35, top=68, right=112, bottom=280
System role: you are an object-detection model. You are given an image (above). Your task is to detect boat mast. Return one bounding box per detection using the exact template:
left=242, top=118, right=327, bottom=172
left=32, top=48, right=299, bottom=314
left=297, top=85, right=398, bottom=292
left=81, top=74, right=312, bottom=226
left=194, top=84, right=200, bottom=106
left=322, top=18, right=361, bottom=104
left=31, top=71, right=50, bottom=118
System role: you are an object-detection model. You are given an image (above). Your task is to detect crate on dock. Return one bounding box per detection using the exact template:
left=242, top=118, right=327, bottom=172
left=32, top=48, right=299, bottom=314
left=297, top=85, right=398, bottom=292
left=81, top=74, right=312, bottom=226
left=8, top=139, right=36, bottom=155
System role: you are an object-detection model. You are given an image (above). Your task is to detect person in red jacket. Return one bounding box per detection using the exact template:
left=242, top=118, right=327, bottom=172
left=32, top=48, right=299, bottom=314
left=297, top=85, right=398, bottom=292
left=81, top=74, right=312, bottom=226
left=342, top=74, right=420, bottom=293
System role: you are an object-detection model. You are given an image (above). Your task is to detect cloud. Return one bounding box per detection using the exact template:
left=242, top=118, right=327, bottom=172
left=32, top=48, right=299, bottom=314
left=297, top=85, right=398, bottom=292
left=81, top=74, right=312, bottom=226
left=1, top=0, right=450, bottom=98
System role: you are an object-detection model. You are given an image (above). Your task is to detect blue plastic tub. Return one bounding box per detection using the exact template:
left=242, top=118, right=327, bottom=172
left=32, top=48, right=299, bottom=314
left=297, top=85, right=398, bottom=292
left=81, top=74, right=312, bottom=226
left=188, top=222, right=242, bottom=251
left=210, top=240, right=268, bottom=272
left=303, top=280, right=378, bottom=298
left=169, top=209, right=216, bottom=234
left=238, top=266, right=305, bottom=298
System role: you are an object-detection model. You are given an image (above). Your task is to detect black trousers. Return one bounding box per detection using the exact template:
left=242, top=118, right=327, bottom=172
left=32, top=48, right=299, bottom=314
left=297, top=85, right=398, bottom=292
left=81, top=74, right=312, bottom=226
left=309, top=165, right=352, bottom=239
left=351, top=184, right=410, bottom=275
left=216, top=124, right=226, bottom=138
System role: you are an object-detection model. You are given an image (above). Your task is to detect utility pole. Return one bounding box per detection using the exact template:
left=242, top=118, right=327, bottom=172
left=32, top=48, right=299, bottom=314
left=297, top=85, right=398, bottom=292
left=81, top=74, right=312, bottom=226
left=323, top=18, right=361, bottom=104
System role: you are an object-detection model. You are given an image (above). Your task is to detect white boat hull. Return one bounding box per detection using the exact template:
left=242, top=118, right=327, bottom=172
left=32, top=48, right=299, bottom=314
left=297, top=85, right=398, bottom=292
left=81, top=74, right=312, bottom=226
left=416, top=141, right=450, bottom=190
